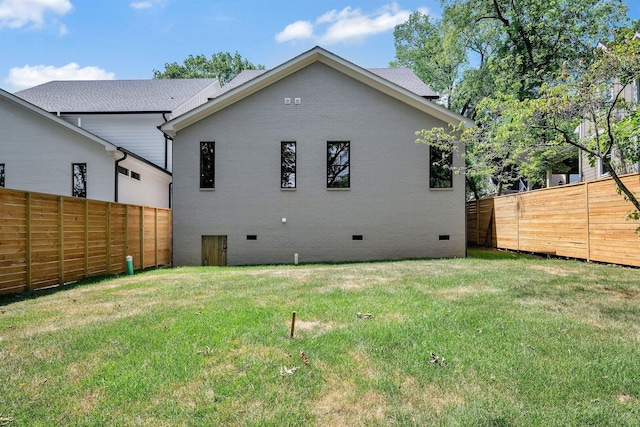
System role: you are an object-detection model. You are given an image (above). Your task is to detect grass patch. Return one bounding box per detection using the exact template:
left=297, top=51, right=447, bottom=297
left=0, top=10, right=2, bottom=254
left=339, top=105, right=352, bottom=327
left=1, top=249, right=639, bottom=425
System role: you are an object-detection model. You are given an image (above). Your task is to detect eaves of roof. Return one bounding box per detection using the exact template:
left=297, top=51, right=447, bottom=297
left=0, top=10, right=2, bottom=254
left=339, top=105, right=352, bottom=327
left=161, top=46, right=473, bottom=137
left=117, top=147, right=172, bottom=176
left=1, top=88, right=118, bottom=153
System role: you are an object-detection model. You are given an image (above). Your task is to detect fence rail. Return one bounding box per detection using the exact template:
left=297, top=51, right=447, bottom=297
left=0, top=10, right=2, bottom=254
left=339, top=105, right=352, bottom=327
left=0, top=188, right=172, bottom=295
left=467, top=173, right=640, bottom=267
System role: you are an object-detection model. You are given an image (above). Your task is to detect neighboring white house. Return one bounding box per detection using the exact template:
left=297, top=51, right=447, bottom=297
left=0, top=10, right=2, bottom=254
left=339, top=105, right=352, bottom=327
left=162, top=47, right=473, bottom=266
left=0, top=88, right=171, bottom=207
left=15, top=79, right=221, bottom=172
left=573, top=79, right=640, bottom=183
left=549, top=33, right=640, bottom=187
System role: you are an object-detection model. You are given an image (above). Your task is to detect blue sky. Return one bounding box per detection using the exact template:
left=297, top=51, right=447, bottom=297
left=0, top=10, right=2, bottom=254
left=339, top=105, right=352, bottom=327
left=1, top=0, right=639, bottom=93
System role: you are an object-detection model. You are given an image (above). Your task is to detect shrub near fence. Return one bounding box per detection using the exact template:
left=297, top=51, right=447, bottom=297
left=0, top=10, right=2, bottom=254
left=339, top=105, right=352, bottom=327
left=467, top=173, right=640, bottom=267
left=0, top=187, right=172, bottom=295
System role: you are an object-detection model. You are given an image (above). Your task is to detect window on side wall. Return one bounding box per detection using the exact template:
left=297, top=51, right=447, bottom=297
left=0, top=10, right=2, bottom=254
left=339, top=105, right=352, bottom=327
left=599, top=151, right=612, bottom=177
left=72, top=163, right=87, bottom=198
left=0, top=164, right=5, bottom=187
left=429, top=145, right=453, bottom=188
left=281, top=141, right=296, bottom=188
left=327, top=141, right=350, bottom=188
left=200, top=141, right=215, bottom=189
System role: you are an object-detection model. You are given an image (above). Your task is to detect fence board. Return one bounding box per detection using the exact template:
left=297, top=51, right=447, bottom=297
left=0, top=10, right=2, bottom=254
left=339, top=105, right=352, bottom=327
left=0, top=187, right=172, bottom=295
left=467, top=173, right=640, bottom=267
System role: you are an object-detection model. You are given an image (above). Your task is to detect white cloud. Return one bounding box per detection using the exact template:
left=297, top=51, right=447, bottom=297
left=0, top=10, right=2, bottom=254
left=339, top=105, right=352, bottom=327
left=0, top=0, right=72, bottom=29
left=275, top=20, right=314, bottom=42
left=58, top=22, right=67, bottom=35
left=130, top=0, right=167, bottom=10
left=275, top=2, right=413, bottom=45
left=5, top=63, right=115, bottom=91
left=130, top=1, right=153, bottom=10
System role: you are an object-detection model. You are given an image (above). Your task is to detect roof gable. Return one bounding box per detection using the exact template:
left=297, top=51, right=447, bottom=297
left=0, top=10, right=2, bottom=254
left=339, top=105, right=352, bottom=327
left=221, top=67, right=438, bottom=99
left=0, top=88, right=117, bottom=152
left=15, top=79, right=221, bottom=113
left=162, top=47, right=472, bottom=137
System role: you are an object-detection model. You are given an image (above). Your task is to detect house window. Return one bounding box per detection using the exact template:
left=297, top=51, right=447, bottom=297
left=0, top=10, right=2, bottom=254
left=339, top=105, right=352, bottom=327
left=327, top=141, right=350, bottom=188
left=281, top=141, right=296, bottom=188
left=599, top=151, right=612, bottom=177
left=72, top=163, right=87, bottom=198
left=118, top=165, right=129, bottom=176
left=200, top=141, right=215, bottom=188
left=131, top=171, right=141, bottom=181
left=429, top=145, right=453, bottom=188
left=0, top=164, right=4, bottom=187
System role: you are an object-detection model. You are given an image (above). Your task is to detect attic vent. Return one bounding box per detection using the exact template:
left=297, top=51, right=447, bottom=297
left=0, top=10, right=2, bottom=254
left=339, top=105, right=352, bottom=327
left=439, top=235, right=450, bottom=241
left=352, top=235, right=363, bottom=241
left=247, top=235, right=257, bottom=240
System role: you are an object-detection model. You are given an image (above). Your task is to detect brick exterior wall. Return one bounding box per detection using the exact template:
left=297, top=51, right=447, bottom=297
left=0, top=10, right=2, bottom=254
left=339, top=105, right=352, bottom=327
left=172, top=62, right=466, bottom=265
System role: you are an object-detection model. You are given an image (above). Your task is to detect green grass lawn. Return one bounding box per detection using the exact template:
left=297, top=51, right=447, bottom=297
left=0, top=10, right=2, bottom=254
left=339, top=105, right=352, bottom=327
left=1, top=248, right=639, bottom=426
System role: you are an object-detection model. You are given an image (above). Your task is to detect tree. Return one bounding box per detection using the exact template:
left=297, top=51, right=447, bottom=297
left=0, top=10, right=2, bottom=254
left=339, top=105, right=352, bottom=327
left=153, top=51, right=264, bottom=85
left=417, top=32, right=640, bottom=220
left=394, top=0, right=628, bottom=117
left=392, top=9, right=496, bottom=117
left=396, top=0, right=630, bottom=197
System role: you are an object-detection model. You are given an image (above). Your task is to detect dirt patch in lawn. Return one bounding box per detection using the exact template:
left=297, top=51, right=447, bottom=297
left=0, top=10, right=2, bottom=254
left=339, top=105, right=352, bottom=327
left=399, top=376, right=465, bottom=414
left=292, top=320, right=344, bottom=338
left=312, top=376, right=387, bottom=426
left=617, top=391, right=636, bottom=404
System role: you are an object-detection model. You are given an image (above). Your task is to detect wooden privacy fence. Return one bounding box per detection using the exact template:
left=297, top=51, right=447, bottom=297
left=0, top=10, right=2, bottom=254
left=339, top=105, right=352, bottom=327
left=0, top=187, right=172, bottom=295
left=467, top=173, right=640, bottom=267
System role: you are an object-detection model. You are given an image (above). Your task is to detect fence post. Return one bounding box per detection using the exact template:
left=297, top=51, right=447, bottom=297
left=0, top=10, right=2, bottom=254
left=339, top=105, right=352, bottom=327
left=106, top=203, right=111, bottom=274
left=25, top=192, right=32, bottom=291
left=154, top=208, right=159, bottom=267
left=125, top=204, right=129, bottom=269
left=476, top=199, right=480, bottom=246
left=84, top=199, right=89, bottom=278
left=58, top=196, right=65, bottom=286
left=516, top=194, right=520, bottom=252
left=140, top=206, right=145, bottom=269
left=585, top=181, right=591, bottom=262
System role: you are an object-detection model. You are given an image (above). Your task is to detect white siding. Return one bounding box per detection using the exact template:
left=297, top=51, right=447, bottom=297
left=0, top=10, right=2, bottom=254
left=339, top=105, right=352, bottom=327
left=117, top=157, right=172, bottom=208
left=0, top=96, right=115, bottom=201
left=62, top=114, right=170, bottom=171
left=172, top=62, right=466, bottom=266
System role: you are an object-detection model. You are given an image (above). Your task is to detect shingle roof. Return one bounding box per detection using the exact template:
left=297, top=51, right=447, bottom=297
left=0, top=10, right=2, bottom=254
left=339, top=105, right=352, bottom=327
left=221, top=67, right=438, bottom=99
left=368, top=68, right=438, bottom=98
left=15, top=79, right=220, bottom=113
left=217, top=70, right=267, bottom=95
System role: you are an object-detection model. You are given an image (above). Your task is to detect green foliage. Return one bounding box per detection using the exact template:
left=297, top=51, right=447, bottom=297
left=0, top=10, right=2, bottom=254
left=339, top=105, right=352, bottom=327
left=417, top=31, right=640, bottom=220
left=394, top=0, right=628, bottom=118
left=153, top=51, right=264, bottom=85
left=405, top=3, right=638, bottom=208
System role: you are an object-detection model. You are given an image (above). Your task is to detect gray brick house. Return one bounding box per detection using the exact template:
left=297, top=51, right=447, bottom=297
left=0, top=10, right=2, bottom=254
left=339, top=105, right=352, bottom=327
left=162, top=47, right=473, bottom=265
